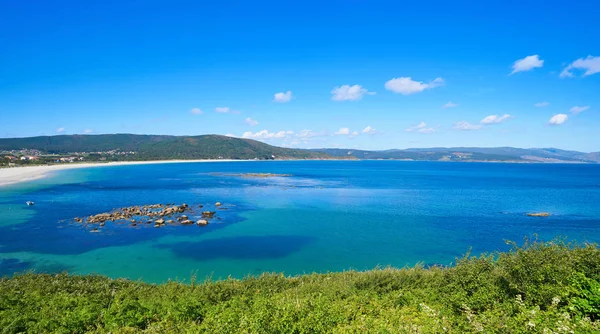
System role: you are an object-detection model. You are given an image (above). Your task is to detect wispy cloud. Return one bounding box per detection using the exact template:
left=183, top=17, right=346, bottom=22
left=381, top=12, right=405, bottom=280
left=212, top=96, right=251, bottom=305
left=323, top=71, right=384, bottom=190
left=215, top=107, right=230, bottom=113
left=442, top=101, right=458, bottom=109
left=56, top=127, right=65, bottom=133
left=331, top=85, right=374, bottom=101
left=245, top=117, right=259, bottom=126
left=83, top=129, right=93, bottom=134
left=273, top=91, right=293, bottom=103
left=570, top=106, right=589, bottom=114
left=560, top=55, right=600, bottom=78
left=242, top=130, right=294, bottom=139
left=548, top=114, right=568, bottom=125
left=385, top=77, right=444, bottom=95
left=406, top=122, right=436, bottom=133
left=190, top=107, right=203, bottom=115
left=453, top=121, right=482, bottom=131
left=480, top=114, right=513, bottom=124
left=510, top=54, right=544, bottom=74
left=534, top=102, right=550, bottom=107
left=296, top=129, right=327, bottom=138
left=406, top=122, right=426, bottom=132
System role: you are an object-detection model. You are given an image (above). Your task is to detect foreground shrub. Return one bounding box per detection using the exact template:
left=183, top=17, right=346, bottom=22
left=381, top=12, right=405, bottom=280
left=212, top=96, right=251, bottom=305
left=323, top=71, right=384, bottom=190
left=1, top=239, right=599, bottom=333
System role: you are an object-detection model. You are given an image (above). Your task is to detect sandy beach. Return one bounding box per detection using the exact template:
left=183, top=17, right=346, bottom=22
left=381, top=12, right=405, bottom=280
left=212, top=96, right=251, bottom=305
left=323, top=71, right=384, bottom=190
left=0, top=160, right=242, bottom=188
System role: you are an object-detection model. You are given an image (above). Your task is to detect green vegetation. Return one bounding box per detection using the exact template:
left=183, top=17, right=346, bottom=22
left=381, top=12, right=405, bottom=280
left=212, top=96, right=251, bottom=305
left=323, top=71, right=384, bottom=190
left=1, top=239, right=599, bottom=333
left=2, top=134, right=599, bottom=164
left=0, top=134, right=332, bottom=162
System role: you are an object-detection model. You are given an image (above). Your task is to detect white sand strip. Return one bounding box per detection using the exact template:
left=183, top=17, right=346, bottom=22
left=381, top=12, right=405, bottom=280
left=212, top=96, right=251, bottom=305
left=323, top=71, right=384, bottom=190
left=0, top=160, right=245, bottom=188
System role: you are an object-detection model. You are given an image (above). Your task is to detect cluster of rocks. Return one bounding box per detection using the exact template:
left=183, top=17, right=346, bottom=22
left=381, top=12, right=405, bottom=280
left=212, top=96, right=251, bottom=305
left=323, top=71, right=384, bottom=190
left=74, top=203, right=223, bottom=231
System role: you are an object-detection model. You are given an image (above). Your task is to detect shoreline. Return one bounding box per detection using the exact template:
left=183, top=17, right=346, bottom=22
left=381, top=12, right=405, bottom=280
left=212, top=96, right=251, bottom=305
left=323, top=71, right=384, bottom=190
left=1, top=158, right=593, bottom=188
left=0, top=160, right=246, bottom=188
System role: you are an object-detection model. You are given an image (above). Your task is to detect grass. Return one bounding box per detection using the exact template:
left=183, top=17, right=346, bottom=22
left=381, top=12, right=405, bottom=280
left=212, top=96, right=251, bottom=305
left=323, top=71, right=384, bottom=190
left=1, top=239, right=599, bottom=333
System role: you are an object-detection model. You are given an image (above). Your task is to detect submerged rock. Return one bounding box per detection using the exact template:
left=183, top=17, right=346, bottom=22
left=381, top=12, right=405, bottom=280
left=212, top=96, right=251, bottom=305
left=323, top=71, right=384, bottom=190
left=526, top=212, right=551, bottom=217
left=202, top=211, right=216, bottom=218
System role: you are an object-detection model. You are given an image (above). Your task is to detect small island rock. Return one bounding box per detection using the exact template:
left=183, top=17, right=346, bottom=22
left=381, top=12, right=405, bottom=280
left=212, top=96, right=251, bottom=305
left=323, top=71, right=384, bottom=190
left=526, top=212, right=551, bottom=217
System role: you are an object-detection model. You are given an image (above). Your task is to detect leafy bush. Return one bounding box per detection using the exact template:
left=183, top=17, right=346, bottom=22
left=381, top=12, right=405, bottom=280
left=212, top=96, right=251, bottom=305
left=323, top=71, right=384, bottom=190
left=1, top=239, right=598, bottom=333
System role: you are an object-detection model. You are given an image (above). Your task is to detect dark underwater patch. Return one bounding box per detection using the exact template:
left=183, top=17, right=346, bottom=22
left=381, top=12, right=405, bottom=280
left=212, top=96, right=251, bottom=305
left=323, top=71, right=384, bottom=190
left=158, top=235, right=315, bottom=261
left=0, top=258, right=72, bottom=277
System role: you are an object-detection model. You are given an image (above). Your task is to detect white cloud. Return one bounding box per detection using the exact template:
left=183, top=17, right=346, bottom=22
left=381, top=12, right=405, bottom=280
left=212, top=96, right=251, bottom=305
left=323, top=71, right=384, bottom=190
left=331, top=85, right=374, bottom=101
left=560, top=55, right=600, bottom=78
left=225, top=133, right=237, bottom=137
left=534, top=102, right=550, bottom=107
left=548, top=114, right=568, bottom=125
left=406, top=122, right=435, bottom=133
left=480, top=114, right=513, bottom=124
left=570, top=106, right=589, bottom=114
left=350, top=131, right=359, bottom=137
left=190, top=107, right=203, bottom=115
left=83, top=129, right=93, bottom=134
left=385, top=77, right=444, bottom=95
left=510, top=55, right=544, bottom=74
left=362, top=126, right=377, bottom=135
left=405, top=122, right=427, bottom=132
left=334, top=127, right=351, bottom=135
left=453, top=121, right=482, bottom=131
left=245, top=117, right=259, bottom=126
left=442, top=101, right=458, bottom=109
left=215, top=107, right=230, bottom=113
left=242, top=130, right=294, bottom=139
left=273, top=91, right=293, bottom=103
left=56, top=127, right=65, bottom=133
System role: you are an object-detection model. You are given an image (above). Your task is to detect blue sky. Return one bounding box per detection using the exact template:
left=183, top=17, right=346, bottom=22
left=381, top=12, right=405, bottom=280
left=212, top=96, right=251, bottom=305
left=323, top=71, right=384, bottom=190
left=1, top=1, right=599, bottom=152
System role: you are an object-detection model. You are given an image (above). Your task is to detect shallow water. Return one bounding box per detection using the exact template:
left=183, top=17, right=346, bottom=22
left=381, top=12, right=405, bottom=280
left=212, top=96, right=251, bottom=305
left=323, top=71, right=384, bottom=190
left=1, top=161, right=599, bottom=283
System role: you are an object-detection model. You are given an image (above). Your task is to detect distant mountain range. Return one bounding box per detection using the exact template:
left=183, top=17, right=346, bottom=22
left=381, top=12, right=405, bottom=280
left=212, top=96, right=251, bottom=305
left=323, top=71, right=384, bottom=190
left=0, top=134, right=598, bottom=163
left=313, top=147, right=600, bottom=163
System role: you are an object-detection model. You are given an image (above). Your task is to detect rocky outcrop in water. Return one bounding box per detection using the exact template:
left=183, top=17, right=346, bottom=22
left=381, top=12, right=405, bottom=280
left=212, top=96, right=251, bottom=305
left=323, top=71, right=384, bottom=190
left=75, top=202, right=224, bottom=231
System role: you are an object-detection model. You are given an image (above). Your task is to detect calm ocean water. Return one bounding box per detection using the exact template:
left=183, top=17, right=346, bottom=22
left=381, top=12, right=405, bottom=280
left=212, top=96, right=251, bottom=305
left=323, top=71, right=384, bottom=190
left=1, top=161, right=599, bottom=283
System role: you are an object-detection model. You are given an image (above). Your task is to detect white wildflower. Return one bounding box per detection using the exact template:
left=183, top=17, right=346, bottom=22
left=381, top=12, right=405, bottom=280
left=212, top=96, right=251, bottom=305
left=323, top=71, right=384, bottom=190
left=552, top=296, right=561, bottom=306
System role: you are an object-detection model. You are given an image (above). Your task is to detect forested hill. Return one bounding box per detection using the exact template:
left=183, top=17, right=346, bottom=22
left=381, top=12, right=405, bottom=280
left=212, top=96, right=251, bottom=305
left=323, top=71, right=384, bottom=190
left=0, top=134, right=331, bottom=160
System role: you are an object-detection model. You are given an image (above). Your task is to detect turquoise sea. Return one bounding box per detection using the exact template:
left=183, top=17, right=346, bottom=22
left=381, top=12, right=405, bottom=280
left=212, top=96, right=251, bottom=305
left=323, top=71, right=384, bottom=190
left=1, top=161, right=599, bottom=283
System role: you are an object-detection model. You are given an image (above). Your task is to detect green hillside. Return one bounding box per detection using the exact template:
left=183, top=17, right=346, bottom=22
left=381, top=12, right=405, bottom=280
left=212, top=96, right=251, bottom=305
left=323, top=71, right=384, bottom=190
left=1, top=240, right=599, bottom=333
left=0, top=134, right=330, bottom=160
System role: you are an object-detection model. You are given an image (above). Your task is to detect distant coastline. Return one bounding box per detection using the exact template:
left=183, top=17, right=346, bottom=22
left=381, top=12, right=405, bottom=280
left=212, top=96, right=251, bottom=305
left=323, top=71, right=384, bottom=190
left=1, top=157, right=594, bottom=188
